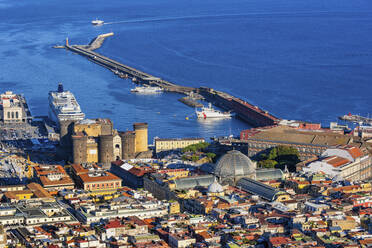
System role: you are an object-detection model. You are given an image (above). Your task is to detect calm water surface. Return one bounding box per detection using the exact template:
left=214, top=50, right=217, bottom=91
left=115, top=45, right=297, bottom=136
left=1, top=0, right=372, bottom=141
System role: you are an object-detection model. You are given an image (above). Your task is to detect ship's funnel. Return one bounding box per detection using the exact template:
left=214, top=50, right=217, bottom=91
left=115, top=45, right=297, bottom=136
left=58, top=83, right=64, bottom=93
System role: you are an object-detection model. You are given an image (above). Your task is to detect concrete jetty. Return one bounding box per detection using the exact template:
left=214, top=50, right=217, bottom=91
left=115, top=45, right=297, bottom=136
left=62, top=34, right=281, bottom=127
left=65, top=35, right=195, bottom=95
left=86, top=32, right=114, bottom=51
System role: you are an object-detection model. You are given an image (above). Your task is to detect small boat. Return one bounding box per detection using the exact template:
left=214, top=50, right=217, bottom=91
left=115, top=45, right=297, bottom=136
left=131, top=86, right=163, bottom=94
left=196, top=103, right=234, bottom=119
left=92, top=19, right=104, bottom=25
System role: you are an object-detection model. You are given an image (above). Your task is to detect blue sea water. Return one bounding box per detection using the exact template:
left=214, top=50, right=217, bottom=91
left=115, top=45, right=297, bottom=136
left=1, top=0, right=372, bottom=141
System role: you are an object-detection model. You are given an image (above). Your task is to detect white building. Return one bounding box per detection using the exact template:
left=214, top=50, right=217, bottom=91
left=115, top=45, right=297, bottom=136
left=0, top=91, right=29, bottom=123
left=303, top=146, right=372, bottom=181
left=76, top=201, right=168, bottom=224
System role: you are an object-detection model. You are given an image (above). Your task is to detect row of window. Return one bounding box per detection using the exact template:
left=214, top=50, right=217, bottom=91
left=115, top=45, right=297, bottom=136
left=27, top=216, right=69, bottom=224
left=6, top=111, right=20, bottom=119
left=249, top=142, right=324, bottom=154
left=86, top=182, right=120, bottom=189
left=0, top=219, right=22, bottom=225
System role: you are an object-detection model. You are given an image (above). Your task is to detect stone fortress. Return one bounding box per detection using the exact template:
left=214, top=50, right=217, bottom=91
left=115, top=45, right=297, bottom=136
left=59, top=119, right=151, bottom=164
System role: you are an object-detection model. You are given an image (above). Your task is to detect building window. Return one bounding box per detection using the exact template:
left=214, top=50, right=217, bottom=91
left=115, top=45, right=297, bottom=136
left=15, top=112, right=18, bottom=119
left=11, top=112, right=14, bottom=119
left=7, top=112, right=10, bottom=119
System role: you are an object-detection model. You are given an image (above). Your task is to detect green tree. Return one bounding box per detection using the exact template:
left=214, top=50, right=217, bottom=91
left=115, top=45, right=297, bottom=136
left=257, top=145, right=300, bottom=172
left=267, top=147, right=278, bottom=160
left=258, top=159, right=278, bottom=168
left=206, top=152, right=216, bottom=159
left=182, top=142, right=210, bottom=153
left=276, top=145, right=299, bottom=157
left=191, top=155, right=200, bottom=162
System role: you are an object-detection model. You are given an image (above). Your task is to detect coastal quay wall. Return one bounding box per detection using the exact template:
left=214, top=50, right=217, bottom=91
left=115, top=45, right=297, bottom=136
left=62, top=34, right=280, bottom=127
left=197, top=87, right=279, bottom=127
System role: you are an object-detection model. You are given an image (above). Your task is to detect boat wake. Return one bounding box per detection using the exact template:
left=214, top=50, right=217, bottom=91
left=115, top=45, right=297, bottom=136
left=103, top=11, right=349, bottom=26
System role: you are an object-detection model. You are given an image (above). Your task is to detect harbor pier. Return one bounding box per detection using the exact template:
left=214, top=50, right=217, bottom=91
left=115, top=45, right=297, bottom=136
left=61, top=34, right=280, bottom=127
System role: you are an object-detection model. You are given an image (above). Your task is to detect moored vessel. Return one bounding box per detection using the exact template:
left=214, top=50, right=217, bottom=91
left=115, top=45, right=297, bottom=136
left=48, top=83, right=85, bottom=127
left=196, top=103, right=234, bottom=119
left=131, top=86, right=163, bottom=94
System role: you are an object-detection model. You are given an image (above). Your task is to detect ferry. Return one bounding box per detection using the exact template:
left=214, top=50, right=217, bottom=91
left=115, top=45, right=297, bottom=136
left=48, top=83, right=85, bottom=127
left=130, top=86, right=163, bottom=94
left=196, top=103, right=234, bottom=119
left=91, top=19, right=104, bottom=25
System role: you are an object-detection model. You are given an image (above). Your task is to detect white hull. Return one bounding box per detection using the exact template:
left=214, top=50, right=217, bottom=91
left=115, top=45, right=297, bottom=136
left=196, top=103, right=233, bottom=119
left=196, top=112, right=233, bottom=119
left=92, top=20, right=104, bottom=25
left=48, top=84, right=85, bottom=127
left=131, top=86, right=163, bottom=94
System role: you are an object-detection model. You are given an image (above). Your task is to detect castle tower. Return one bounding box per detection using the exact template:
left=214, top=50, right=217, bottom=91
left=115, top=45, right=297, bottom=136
left=99, top=135, right=114, bottom=164
left=72, top=134, right=87, bottom=164
left=100, top=119, right=113, bottom=136
left=133, top=123, right=148, bottom=153
left=59, top=120, right=74, bottom=148
left=119, top=131, right=136, bottom=160
left=113, top=133, right=122, bottom=160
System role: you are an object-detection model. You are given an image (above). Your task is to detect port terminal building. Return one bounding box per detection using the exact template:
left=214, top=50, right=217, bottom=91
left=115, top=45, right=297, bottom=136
left=0, top=91, right=32, bottom=124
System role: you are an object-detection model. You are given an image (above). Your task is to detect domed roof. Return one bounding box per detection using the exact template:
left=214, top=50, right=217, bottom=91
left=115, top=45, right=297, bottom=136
left=213, top=150, right=256, bottom=182
left=208, top=179, right=223, bottom=193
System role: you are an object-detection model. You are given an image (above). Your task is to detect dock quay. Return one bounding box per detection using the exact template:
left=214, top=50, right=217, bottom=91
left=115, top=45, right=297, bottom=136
left=197, top=87, right=279, bottom=127
left=178, top=97, right=203, bottom=108
left=339, top=113, right=372, bottom=125
left=61, top=34, right=281, bottom=127
left=85, top=32, right=114, bottom=51
left=65, top=42, right=195, bottom=94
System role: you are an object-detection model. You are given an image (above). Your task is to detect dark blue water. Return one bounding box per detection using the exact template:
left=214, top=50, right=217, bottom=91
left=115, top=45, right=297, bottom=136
left=1, top=0, right=372, bottom=141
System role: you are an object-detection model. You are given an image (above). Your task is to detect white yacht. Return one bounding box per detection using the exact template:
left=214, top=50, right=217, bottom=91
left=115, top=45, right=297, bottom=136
left=196, top=103, right=234, bottom=119
left=92, top=19, right=104, bottom=25
left=48, top=83, right=85, bottom=127
left=131, top=86, right=163, bottom=94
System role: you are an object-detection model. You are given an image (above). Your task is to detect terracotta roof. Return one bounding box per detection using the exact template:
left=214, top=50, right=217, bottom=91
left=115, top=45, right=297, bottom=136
left=34, top=165, right=67, bottom=176
left=27, top=183, right=53, bottom=198
left=270, top=237, right=290, bottom=246
left=105, top=219, right=124, bottom=229
left=341, top=145, right=363, bottom=159
left=34, top=165, right=75, bottom=187
left=79, top=171, right=121, bottom=183
left=4, top=190, right=33, bottom=199
left=323, top=156, right=350, bottom=168
left=72, top=164, right=89, bottom=175
left=39, top=175, right=74, bottom=187
left=128, top=167, right=153, bottom=177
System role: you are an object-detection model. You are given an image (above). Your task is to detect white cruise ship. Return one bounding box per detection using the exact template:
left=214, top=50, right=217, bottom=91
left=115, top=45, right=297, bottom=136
left=196, top=103, right=234, bottom=119
left=48, top=83, right=85, bottom=126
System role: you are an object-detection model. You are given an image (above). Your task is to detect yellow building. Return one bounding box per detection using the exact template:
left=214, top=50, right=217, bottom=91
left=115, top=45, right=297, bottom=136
left=74, top=118, right=113, bottom=137
left=85, top=139, right=98, bottom=163
left=133, top=123, right=148, bottom=153
left=155, top=137, right=205, bottom=153
left=5, top=190, right=33, bottom=200
left=158, top=169, right=189, bottom=180
left=3, top=183, right=54, bottom=203
left=168, top=201, right=180, bottom=214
